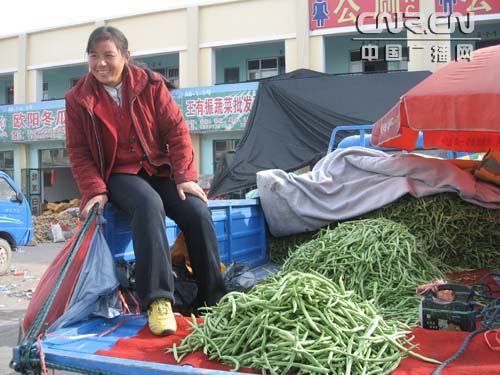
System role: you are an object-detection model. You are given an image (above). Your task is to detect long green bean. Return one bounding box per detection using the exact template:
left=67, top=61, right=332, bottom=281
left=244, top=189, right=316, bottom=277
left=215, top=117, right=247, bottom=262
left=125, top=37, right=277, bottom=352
left=282, top=218, right=445, bottom=325
left=361, top=193, right=500, bottom=270
left=169, top=271, right=439, bottom=375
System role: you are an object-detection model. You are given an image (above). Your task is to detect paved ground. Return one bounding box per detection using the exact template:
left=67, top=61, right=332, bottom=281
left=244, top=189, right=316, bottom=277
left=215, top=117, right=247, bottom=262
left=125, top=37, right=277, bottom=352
left=0, top=241, right=72, bottom=375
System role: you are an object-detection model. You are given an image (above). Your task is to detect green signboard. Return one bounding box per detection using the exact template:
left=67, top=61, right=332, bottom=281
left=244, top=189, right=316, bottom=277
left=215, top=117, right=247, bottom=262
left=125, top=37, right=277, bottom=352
left=0, top=82, right=259, bottom=142
left=0, top=100, right=66, bottom=142
left=171, top=82, right=258, bottom=133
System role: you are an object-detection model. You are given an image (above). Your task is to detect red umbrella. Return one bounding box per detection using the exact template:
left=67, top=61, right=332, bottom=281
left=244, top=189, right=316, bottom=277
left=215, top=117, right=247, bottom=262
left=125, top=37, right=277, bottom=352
left=371, top=45, right=500, bottom=152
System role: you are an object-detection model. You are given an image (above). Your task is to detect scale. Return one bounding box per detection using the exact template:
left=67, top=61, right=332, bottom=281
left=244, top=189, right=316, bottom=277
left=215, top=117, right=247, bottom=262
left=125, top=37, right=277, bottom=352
left=419, top=283, right=477, bottom=332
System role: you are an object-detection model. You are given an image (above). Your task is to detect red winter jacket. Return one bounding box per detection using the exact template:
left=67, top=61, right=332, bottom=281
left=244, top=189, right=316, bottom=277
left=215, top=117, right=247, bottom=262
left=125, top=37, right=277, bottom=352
left=65, top=64, right=197, bottom=211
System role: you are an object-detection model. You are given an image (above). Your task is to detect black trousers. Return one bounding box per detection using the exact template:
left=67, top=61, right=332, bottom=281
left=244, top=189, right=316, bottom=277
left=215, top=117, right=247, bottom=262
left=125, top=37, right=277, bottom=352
left=107, top=172, right=226, bottom=311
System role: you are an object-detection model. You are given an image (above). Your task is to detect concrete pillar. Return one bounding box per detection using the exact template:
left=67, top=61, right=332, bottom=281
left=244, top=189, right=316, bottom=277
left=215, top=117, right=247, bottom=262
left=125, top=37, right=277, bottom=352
left=309, top=35, right=325, bottom=72
left=179, top=7, right=202, bottom=173
left=14, top=144, right=27, bottom=187
left=199, top=47, right=215, bottom=86
left=14, top=34, right=27, bottom=104
left=408, top=1, right=450, bottom=72
left=285, top=39, right=298, bottom=72
left=180, top=6, right=200, bottom=87
left=28, top=70, right=43, bottom=103
left=295, top=0, right=310, bottom=69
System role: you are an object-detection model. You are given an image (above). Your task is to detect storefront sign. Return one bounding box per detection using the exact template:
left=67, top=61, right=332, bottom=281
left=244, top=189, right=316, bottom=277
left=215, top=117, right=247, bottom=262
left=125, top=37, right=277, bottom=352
left=28, top=170, right=41, bottom=194
left=434, top=0, right=500, bottom=16
left=0, top=100, right=66, bottom=142
left=309, top=0, right=419, bottom=30
left=0, top=83, right=258, bottom=141
left=171, top=82, right=258, bottom=133
left=30, top=195, right=41, bottom=216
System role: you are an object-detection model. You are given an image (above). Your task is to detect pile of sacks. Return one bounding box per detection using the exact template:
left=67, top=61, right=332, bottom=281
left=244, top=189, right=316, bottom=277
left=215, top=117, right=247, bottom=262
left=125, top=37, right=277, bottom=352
left=41, top=199, right=80, bottom=215
left=31, top=200, right=80, bottom=245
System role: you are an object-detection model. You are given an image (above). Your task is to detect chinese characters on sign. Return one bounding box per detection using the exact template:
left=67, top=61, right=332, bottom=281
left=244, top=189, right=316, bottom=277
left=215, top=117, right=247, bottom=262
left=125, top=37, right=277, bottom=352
left=309, top=0, right=494, bottom=65
left=185, top=95, right=254, bottom=117
left=435, top=0, right=498, bottom=16
left=0, top=100, right=67, bottom=142
left=171, top=83, right=258, bottom=133
left=310, top=0, right=498, bottom=30
left=29, top=170, right=40, bottom=195
left=0, top=84, right=259, bottom=142
left=30, top=196, right=40, bottom=216
left=310, top=0, right=420, bottom=30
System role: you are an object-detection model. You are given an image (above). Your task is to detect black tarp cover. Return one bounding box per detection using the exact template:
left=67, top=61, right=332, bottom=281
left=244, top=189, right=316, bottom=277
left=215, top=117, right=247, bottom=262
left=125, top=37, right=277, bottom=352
left=208, top=69, right=431, bottom=198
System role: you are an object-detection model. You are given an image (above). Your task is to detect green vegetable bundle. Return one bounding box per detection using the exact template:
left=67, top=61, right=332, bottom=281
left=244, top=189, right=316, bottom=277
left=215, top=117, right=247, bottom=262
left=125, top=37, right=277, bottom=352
left=171, top=271, right=436, bottom=375
left=361, top=193, right=500, bottom=270
left=282, top=218, right=444, bottom=325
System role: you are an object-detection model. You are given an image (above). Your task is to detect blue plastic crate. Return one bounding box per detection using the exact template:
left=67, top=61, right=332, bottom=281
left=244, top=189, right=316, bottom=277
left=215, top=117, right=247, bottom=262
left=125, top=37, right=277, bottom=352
left=102, top=199, right=268, bottom=268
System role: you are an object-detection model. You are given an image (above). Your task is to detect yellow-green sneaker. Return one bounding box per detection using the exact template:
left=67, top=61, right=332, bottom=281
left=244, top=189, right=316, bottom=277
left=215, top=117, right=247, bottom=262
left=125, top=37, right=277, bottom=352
left=147, top=298, right=177, bottom=336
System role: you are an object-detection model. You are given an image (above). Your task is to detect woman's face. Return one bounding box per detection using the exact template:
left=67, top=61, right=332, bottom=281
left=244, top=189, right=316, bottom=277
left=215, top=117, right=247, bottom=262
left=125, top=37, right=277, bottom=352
left=88, top=39, right=130, bottom=87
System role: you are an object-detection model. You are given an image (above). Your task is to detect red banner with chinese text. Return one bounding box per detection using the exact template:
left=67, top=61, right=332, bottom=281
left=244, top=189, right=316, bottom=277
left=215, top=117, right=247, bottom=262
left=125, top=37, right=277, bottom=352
left=309, top=0, right=419, bottom=30
left=434, top=0, right=500, bottom=17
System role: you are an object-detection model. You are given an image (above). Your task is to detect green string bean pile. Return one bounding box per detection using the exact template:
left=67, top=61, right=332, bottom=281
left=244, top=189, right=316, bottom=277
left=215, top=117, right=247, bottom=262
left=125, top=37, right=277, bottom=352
left=361, top=193, right=500, bottom=270
left=268, top=193, right=500, bottom=270
left=282, top=218, right=445, bottom=325
left=171, top=271, right=438, bottom=375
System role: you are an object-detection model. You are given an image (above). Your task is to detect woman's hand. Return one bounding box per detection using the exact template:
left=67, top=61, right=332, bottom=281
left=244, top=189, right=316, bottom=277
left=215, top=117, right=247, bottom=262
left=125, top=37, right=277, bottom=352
left=81, top=193, right=108, bottom=220
left=176, top=181, right=208, bottom=203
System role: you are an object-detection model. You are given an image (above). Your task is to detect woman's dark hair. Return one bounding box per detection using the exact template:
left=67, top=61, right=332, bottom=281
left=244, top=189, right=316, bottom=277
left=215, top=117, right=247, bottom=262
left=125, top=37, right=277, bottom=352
left=86, top=26, right=179, bottom=90
left=86, top=26, right=129, bottom=55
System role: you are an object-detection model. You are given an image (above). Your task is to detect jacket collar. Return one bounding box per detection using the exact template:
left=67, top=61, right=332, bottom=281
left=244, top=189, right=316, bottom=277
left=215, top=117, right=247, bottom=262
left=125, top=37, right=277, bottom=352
left=71, top=64, right=148, bottom=111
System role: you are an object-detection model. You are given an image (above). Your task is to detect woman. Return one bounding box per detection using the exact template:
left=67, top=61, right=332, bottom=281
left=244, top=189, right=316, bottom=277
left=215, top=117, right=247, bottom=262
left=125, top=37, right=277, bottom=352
left=65, top=26, right=226, bottom=336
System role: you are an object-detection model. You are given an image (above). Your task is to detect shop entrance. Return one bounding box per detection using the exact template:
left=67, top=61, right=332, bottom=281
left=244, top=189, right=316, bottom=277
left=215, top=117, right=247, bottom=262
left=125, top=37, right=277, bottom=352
left=21, top=148, right=80, bottom=215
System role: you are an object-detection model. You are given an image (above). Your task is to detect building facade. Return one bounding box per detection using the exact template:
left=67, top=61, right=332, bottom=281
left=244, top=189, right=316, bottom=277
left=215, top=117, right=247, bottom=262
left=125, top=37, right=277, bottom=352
left=0, top=0, right=499, bottom=213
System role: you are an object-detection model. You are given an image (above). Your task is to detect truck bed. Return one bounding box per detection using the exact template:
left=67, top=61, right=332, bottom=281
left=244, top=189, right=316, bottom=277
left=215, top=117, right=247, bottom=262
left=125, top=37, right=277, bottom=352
left=11, top=263, right=280, bottom=375
left=14, top=315, right=248, bottom=375
left=12, top=302, right=500, bottom=375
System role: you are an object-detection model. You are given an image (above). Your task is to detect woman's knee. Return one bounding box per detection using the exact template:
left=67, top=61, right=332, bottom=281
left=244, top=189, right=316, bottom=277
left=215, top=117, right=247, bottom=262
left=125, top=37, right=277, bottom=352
left=177, top=197, right=212, bottom=229
left=133, top=193, right=165, bottom=219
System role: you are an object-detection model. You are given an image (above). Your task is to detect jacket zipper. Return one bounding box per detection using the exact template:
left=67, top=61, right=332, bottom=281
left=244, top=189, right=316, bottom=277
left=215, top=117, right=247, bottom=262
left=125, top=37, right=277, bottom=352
left=129, top=96, right=173, bottom=177
left=87, top=109, right=105, bottom=179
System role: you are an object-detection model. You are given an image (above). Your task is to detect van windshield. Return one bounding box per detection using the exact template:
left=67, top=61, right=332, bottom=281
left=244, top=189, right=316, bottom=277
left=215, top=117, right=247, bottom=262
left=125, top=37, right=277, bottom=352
left=0, top=178, right=17, bottom=201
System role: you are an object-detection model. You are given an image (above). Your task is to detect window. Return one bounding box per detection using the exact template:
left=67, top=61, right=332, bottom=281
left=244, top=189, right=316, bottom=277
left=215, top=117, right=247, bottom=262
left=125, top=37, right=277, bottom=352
left=476, top=39, right=500, bottom=50
left=153, top=67, right=179, bottom=88
left=40, top=149, right=70, bottom=168
left=278, top=56, right=286, bottom=75
left=224, top=67, right=240, bottom=83
left=43, top=82, right=49, bottom=101
left=0, top=177, right=16, bottom=201
left=153, top=67, right=167, bottom=76
left=6, top=85, right=14, bottom=104
left=69, top=78, right=80, bottom=88
left=213, top=139, right=240, bottom=173
left=0, top=151, right=14, bottom=179
left=40, top=149, right=69, bottom=187
left=247, top=58, right=281, bottom=81
left=166, top=67, right=179, bottom=87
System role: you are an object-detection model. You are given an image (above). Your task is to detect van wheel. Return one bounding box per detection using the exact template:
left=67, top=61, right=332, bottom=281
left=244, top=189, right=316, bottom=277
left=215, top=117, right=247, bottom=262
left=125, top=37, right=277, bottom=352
left=0, top=238, right=12, bottom=276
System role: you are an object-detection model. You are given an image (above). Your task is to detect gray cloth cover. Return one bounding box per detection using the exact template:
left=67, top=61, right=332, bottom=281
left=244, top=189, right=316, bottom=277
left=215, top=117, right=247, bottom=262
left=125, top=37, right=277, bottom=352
left=49, top=216, right=121, bottom=331
left=257, top=147, right=500, bottom=237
